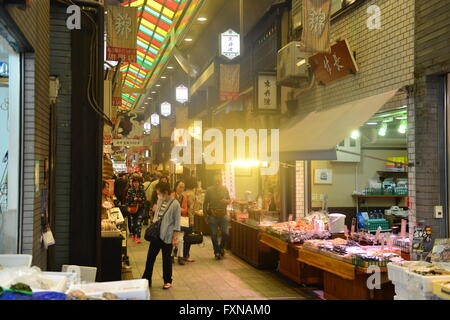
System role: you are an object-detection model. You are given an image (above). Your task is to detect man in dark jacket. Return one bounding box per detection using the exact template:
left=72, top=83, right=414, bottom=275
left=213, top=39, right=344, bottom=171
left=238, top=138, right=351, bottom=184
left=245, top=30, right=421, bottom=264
left=114, top=173, right=128, bottom=204
left=203, top=173, right=231, bottom=260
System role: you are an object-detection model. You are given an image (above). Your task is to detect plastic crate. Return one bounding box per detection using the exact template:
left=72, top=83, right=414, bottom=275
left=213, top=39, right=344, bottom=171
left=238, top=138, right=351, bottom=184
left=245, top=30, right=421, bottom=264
left=68, top=279, right=150, bottom=300
left=364, top=219, right=390, bottom=231
left=0, top=254, right=32, bottom=268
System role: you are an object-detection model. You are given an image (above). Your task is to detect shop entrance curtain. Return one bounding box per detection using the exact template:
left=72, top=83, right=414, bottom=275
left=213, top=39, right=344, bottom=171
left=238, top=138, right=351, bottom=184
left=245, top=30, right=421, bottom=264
left=279, top=89, right=399, bottom=161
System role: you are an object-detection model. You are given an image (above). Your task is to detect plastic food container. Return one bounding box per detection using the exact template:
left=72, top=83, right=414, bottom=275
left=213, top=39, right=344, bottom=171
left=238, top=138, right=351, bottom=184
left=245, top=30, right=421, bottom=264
left=0, top=254, right=33, bottom=268
left=68, top=279, right=150, bottom=300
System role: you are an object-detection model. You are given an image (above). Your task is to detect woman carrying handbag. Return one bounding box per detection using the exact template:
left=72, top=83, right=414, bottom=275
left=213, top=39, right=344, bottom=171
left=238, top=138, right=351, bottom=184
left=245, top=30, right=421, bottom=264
left=126, top=176, right=147, bottom=243
left=142, top=181, right=181, bottom=289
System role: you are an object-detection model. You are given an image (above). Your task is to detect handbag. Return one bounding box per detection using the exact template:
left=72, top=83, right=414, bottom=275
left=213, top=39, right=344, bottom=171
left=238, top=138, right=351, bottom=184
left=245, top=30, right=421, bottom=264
left=127, top=204, right=139, bottom=214
left=184, top=230, right=204, bottom=245
left=144, top=199, right=175, bottom=242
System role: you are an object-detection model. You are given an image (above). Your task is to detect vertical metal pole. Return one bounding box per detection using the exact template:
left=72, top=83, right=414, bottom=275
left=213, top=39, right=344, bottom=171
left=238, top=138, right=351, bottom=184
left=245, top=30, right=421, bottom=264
left=239, top=0, right=244, bottom=56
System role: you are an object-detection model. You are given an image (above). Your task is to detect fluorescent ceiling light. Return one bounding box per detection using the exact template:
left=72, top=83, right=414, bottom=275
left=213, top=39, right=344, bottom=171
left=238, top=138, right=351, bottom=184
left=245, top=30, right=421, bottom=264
left=155, top=84, right=161, bottom=87
left=167, top=66, right=174, bottom=69
left=367, top=122, right=378, bottom=125
left=350, top=130, right=360, bottom=140
left=161, top=76, right=167, bottom=79
left=184, top=38, right=193, bottom=42
left=152, top=91, right=157, bottom=94
left=197, top=17, right=207, bottom=22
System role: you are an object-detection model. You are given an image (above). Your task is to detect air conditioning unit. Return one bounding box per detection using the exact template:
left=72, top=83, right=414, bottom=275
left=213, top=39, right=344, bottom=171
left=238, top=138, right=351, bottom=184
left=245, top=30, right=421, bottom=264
left=277, top=41, right=310, bottom=88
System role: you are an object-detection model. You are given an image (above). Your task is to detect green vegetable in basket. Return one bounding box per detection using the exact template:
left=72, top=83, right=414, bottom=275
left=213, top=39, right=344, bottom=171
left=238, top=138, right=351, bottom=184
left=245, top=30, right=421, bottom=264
left=10, top=282, right=33, bottom=295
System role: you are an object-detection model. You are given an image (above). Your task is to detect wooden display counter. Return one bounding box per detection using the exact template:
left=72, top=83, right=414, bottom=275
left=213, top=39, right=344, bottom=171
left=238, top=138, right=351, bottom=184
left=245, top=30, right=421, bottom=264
left=260, top=232, right=323, bottom=285
left=230, top=220, right=278, bottom=269
left=298, top=248, right=395, bottom=300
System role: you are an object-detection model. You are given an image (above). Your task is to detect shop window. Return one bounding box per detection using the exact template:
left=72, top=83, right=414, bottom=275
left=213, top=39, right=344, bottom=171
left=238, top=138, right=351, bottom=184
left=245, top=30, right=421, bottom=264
left=0, top=35, right=21, bottom=253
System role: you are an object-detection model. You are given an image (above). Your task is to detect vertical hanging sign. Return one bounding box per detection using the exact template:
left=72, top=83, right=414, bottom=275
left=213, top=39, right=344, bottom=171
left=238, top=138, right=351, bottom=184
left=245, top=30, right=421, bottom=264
left=112, top=70, right=123, bottom=107
left=256, top=73, right=278, bottom=111
left=219, top=64, right=240, bottom=101
left=220, top=29, right=240, bottom=60
left=106, top=6, right=138, bottom=62
left=300, top=0, right=332, bottom=53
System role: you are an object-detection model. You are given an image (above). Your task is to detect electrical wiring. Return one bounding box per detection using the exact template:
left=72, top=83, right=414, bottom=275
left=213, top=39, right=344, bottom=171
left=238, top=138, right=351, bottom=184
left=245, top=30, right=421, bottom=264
left=59, top=0, right=113, bottom=124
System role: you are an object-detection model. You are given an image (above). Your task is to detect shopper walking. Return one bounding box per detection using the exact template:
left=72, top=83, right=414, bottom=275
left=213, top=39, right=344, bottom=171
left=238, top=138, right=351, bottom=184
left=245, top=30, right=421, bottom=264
left=203, top=174, right=231, bottom=260
left=142, top=181, right=181, bottom=289
left=126, top=176, right=147, bottom=243
left=142, top=175, right=153, bottom=226
left=171, top=180, right=188, bottom=265
left=114, top=173, right=128, bottom=204
left=182, top=177, right=197, bottom=263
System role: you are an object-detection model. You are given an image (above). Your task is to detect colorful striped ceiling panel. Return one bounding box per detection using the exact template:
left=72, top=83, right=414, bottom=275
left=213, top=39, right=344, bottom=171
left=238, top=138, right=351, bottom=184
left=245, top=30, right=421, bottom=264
left=118, top=0, right=200, bottom=110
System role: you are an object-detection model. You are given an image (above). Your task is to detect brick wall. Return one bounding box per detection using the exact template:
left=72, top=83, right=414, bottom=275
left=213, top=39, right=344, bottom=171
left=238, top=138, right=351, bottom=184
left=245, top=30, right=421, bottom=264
left=412, top=0, right=450, bottom=238
left=294, top=0, right=415, bottom=115
left=8, top=1, right=50, bottom=269
left=292, top=0, right=415, bottom=223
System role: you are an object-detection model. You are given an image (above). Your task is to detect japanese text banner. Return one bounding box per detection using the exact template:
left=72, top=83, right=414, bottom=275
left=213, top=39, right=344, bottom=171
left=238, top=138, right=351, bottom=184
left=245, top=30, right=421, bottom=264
left=106, top=6, right=138, bottom=62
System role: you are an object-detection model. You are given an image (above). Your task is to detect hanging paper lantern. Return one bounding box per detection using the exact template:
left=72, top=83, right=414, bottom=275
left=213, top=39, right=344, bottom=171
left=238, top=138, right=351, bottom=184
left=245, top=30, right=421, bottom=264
left=151, top=113, right=160, bottom=126
left=176, top=85, right=189, bottom=103
left=161, top=101, right=172, bottom=117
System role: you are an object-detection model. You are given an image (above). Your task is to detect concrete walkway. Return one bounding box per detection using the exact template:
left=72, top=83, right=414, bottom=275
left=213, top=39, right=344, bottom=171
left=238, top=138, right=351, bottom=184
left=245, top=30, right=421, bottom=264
left=126, top=228, right=323, bottom=300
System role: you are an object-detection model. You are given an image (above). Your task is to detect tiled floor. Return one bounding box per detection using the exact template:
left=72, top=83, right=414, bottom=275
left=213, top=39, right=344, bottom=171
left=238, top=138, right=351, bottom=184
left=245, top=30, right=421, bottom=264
left=126, top=227, right=322, bottom=300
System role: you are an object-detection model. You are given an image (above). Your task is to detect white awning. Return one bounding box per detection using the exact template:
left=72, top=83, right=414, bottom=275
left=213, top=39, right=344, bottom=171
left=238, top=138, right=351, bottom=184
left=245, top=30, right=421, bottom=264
left=280, top=89, right=399, bottom=161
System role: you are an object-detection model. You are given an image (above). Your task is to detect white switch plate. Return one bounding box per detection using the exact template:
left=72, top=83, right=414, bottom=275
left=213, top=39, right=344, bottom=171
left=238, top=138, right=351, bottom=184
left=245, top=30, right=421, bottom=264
left=434, top=206, right=443, bottom=219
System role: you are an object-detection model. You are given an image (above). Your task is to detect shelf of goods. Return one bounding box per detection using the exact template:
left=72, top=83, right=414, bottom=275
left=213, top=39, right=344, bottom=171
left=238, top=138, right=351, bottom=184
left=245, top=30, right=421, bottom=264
left=387, top=262, right=450, bottom=300
left=298, top=239, right=400, bottom=300
left=230, top=220, right=278, bottom=269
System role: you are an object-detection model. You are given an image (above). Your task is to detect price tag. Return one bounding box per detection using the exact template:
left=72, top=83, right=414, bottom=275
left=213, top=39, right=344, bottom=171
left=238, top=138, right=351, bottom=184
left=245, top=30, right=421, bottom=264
left=375, top=226, right=382, bottom=243
left=400, top=219, right=407, bottom=239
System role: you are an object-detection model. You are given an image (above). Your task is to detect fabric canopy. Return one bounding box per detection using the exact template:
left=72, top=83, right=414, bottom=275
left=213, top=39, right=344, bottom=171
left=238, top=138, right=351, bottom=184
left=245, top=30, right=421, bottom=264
left=280, top=89, right=399, bottom=161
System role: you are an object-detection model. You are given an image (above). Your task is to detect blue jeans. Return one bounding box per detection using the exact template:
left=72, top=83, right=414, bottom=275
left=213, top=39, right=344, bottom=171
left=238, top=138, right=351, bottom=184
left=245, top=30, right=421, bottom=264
left=208, top=215, right=229, bottom=255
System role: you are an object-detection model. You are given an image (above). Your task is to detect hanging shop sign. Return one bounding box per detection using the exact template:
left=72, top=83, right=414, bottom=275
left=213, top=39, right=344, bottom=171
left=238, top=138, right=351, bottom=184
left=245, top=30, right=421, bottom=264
left=112, top=111, right=144, bottom=146
left=161, top=101, right=172, bottom=117
left=220, top=29, right=240, bottom=60
left=106, top=6, right=138, bottom=62
left=255, top=73, right=278, bottom=111
left=151, top=113, right=160, bottom=126
left=308, top=39, right=359, bottom=85
left=219, top=64, right=240, bottom=101
left=112, top=70, right=122, bottom=107
left=176, top=85, right=189, bottom=103
left=300, top=0, right=332, bottom=53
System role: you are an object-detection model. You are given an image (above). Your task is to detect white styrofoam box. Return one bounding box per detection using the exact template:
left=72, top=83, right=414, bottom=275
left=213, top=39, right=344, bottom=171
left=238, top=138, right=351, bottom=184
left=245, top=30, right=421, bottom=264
left=62, top=265, right=97, bottom=283
left=68, top=279, right=150, bottom=300
left=387, top=263, right=412, bottom=284
left=394, top=295, right=408, bottom=300
left=0, top=254, right=32, bottom=268
left=31, top=274, right=68, bottom=293
left=392, top=281, right=409, bottom=298
left=42, top=272, right=78, bottom=292
left=407, top=272, right=450, bottom=294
